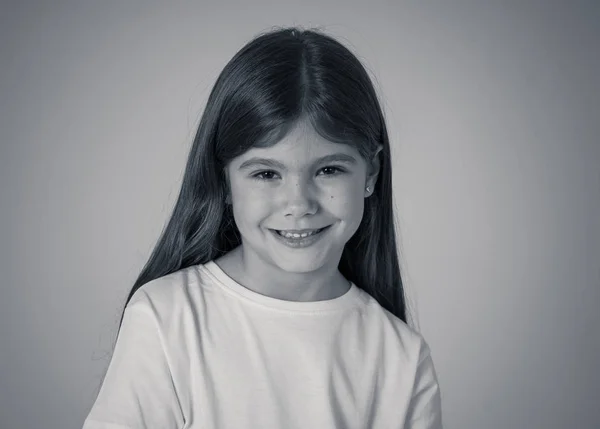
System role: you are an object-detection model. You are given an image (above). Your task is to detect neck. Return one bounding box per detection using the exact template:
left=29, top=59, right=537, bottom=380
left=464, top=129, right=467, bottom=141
left=220, top=245, right=349, bottom=302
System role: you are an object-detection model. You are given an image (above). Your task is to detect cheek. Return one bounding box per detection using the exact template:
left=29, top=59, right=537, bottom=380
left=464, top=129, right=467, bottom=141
left=328, top=185, right=365, bottom=220
left=340, top=195, right=365, bottom=221
left=230, top=179, right=363, bottom=216
left=231, top=190, right=270, bottom=222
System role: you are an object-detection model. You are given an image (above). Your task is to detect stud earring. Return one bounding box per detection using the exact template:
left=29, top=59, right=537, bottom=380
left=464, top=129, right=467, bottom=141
left=366, top=186, right=371, bottom=193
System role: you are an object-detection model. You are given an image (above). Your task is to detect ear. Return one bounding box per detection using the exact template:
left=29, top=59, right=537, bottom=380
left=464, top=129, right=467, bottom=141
left=365, top=144, right=383, bottom=193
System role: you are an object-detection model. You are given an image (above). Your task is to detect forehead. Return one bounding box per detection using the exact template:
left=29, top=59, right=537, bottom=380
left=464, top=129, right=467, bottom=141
left=236, top=122, right=360, bottom=163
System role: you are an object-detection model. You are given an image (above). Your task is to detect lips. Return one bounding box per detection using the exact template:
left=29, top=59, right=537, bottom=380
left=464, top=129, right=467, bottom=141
left=271, top=226, right=330, bottom=236
left=274, top=227, right=328, bottom=234
left=275, top=227, right=325, bottom=237
left=268, top=225, right=331, bottom=248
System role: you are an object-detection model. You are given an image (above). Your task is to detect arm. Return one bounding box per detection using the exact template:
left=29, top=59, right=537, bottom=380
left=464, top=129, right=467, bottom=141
left=403, top=340, right=443, bottom=429
left=82, top=291, right=185, bottom=429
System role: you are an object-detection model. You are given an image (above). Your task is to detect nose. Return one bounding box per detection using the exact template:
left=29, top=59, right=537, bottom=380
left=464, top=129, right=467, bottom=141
left=282, top=179, right=318, bottom=217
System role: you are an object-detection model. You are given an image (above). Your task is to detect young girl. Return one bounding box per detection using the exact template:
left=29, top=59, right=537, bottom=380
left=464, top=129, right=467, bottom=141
left=83, top=26, right=443, bottom=429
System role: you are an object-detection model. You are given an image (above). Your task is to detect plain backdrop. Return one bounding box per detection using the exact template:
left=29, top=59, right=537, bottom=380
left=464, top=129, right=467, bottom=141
left=1, top=1, right=599, bottom=428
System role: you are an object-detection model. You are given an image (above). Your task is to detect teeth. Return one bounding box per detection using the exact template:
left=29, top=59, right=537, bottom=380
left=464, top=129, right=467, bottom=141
left=277, top=229, right=321, bottom=239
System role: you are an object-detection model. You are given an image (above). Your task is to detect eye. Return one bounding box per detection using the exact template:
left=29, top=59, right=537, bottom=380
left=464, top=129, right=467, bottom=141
left=251, top=166, right=346, bottom=181
left=319, top=166, right=345, bottom=176
left=252, top=170, right=279, bottom=180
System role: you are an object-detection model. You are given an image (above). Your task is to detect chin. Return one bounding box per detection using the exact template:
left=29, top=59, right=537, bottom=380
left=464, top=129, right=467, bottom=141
left=273, top=262, right=326, bottom=276
left=272, top=249, right=338, bottom=272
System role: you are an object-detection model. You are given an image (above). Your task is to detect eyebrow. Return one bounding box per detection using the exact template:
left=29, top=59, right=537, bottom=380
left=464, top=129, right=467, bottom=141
left=238, top=153, right=358, bottom=171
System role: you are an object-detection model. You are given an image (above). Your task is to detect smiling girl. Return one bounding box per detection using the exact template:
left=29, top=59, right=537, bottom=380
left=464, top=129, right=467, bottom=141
left=83, top=26, right=443, bottom=429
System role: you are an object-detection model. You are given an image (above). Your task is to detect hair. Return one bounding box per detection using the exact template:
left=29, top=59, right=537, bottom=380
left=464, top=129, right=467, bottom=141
left=116, top=26, right=408, bottom=335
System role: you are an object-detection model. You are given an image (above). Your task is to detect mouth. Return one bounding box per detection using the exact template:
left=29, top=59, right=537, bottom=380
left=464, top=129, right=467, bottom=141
left=267, top=225, right=332, bottom=248
left=269, top=225, right=331, bottom=238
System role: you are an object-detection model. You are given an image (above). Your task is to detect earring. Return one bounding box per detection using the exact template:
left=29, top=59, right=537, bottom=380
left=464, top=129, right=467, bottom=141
left=366, top=186, right=371, bottom=193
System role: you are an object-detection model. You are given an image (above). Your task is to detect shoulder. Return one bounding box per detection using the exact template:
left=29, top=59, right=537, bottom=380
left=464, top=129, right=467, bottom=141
left=356, top=291, right=442, bottom=425
left=125, top=265, right=203, bottom=325
left=357, top=289, right=430, bottom=364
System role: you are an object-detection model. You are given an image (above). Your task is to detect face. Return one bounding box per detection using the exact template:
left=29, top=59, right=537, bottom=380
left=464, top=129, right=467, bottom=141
left=224, top=121, right=381, bottom=275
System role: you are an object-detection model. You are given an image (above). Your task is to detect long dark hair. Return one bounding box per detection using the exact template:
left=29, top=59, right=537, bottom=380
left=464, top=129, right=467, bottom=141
left=117, top=26, right=408, bottom=333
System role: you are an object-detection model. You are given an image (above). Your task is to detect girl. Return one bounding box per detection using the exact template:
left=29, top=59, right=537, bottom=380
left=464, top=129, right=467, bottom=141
left=83, top=26, right=443, bottom=429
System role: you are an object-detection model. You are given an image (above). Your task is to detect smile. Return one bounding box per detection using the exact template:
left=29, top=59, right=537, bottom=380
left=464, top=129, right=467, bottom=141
left=275, top=228, right=326, bottom=238
left=268, top=225, right=332, bottom=248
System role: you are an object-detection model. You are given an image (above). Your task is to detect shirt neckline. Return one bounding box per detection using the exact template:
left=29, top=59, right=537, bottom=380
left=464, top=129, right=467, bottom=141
left=201, top=260, right=362, bottom=313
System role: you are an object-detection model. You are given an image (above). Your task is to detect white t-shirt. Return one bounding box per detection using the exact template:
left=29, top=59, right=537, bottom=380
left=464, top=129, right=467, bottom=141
left=82, top=261, right=443, bottom=429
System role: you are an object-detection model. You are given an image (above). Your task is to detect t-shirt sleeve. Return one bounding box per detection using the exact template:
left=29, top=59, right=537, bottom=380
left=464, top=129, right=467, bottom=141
left=82, top=292, right=185, bottom=429
left=403, top=339, right=443, bottom=429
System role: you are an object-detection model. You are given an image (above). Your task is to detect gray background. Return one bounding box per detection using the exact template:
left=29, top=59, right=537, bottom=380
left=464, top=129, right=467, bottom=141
left=1, top=1, right=599, bottom=428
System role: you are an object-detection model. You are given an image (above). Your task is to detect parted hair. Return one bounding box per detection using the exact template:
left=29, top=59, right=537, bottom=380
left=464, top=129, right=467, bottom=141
left=117, top=26, right=408, bottom=333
